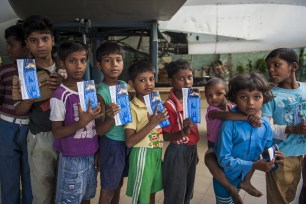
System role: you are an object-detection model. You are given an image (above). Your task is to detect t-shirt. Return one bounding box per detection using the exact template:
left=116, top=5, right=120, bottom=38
left=124, top=96, right=163, bottom=148
left=28, top=65, right=57, bottom=134
left=162, top=89, right=199, bottom=145
left=50, top=84, right=98, bottom=156
left=205, top=104, right=235, bottom=143
left=96, top=81, right=126, bottom=141
left=262, top=82, right=306, bottom=156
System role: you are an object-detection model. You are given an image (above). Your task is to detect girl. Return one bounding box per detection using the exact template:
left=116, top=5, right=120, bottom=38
left=205, top=77, right=262, bottom=204
left=213, top=72, right=283, bottom=204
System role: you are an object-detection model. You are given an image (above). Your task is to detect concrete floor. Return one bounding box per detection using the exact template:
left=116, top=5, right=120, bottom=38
left=92, top=97, right=303, bottom=204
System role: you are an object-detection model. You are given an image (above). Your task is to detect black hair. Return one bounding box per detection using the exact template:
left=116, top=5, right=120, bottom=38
left=165, top=59, right=192, bottom=79
left=127, top=60, right=155, bottom=81
left=265, top=48, right=299, bottom=65
left=4, top=24, right=26, bottom=46
left=213, top=60, right=223, bottom=67
left=205, top=77, right=228, bottom=93
left=58, top=41, right=88, bottom=61
left=23, top=15, right=53, bottom=39
left=96, top=41, right=124, bottom=62
left=226, top=72, right=273, bottom=104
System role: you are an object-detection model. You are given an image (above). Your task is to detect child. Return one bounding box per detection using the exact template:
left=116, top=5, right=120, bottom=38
left=214, top=72, right=282, bottom=204
left=161, top=59, right=199, bottom=204
left=125, top=60, right=168, bottom=204
left=0, top=24, right=32, bottom=204
left=14, top=15, right=63, bottom=204
left=50, top=40, right=101, bottom=204
left=262, top=48, right=306, bottom=204
left=95, top=41, right=130, bottom=204
left=204, top=77, right=264, bottom=204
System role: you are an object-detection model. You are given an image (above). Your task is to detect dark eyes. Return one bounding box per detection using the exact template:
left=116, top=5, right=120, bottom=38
left=69, top=59, right=87, bottom=64
left=102, top=58, right=123, bottom=63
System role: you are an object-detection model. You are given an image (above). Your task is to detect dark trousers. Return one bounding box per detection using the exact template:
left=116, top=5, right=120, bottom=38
left=163, top=143, right=197, bottom=204
left=0, top=118, right=32, bottom=204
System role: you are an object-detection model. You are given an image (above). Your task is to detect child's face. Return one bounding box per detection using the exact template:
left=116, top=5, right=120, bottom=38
left=170, top=69, right=193, bottom=92
left=235, top=88, right=263, bottom=116
left=205, top=83, right=227, bottom=107
left=129, top=71, right=155, bottom=98
left=266, top=57, right=295, bottom=85
left=62, top=50, right=88, bottom=82
left=25, top=32, right=54, bottom=59
left=97, top=53, right=123, bottom=80
left=6, top=36, right=27, bottom=61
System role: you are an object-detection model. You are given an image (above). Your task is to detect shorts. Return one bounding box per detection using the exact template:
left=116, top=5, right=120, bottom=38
left=126, top=147, right=162, bottom=204
left=99, top=136, right=130, bottom=190
left=55, top=154, right=97, bottom=203
left=266, top=155, right=303, bottom=204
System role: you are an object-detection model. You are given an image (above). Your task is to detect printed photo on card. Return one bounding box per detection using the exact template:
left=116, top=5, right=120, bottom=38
left=110, top=84, right=133, bottom=126
left=144, top=91, right=170, bottom=128
left=77, top=80, right=98, bottom=111
left=17, top=59, right=41, bottom=99
left=182, top=87, right=201, bottom=123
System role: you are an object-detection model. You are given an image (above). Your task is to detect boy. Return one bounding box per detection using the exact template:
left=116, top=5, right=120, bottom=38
left=0, top=24, right=32, bottom=204
left=14, top=15, right=63, bottom=204
left=162, top=59, right=200, bottom=204
left=50, top=40, right=101, bottom=204
left=125, top=60, right=168, bottom=204
left=95, top=41, right=129, bottom=204
left=262, top=48, right=306, bottom=204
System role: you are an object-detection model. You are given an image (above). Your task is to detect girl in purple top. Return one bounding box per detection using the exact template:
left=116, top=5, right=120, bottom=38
left=204, top=77, right=262, bottom=203
left=50, top=41, right=101, bottom=204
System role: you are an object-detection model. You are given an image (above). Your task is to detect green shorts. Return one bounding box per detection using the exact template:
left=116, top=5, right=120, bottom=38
left=126, top=147, right=162, bottom=204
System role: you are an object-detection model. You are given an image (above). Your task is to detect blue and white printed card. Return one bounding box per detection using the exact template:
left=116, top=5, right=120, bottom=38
left=77, top=80, right=98, bottom=111
left=182, top=87, right=201, bottom=123
left=17, top=59, right=41, bottom=99
left=110, top=84, right=133, bottom=126
left=144, top=91, right=170, bottom=128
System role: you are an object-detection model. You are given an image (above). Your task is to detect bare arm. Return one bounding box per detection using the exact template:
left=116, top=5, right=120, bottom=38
left=285, top=122, right=306, bottom=134
left=163, top=118, right=192, bottom=141
left=52, top=102, right=101, bottom=139
left=125, top=106, right=168, bottom=148
left=208, top=109, right=248, bottom=121
left=15, top=100, right=34, bottom=115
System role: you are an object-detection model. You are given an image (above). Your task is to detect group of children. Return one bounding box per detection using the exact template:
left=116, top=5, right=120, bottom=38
left=0, top=14, right=305, bottom=204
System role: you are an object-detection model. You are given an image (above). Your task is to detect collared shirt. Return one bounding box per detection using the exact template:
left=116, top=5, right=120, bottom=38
left=125, top=96, right=163, bottom=148
left=162, top=89, right=199, bottom=145
left=215, top=112, right=273, bottom=181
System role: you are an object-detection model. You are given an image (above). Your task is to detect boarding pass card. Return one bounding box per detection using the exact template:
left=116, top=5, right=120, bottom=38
left=144, top=91, right=170, bottom=128
left=109, top=84, right=133, bottom=126
left=182, top=87, right=201, bottom=123
left=17, top=59, right=41, bottom=99
left=77, top=80, right=98, bottom=111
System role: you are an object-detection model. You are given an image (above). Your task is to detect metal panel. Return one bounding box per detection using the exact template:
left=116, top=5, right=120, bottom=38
left=8, top=0, right=186, bottom=24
